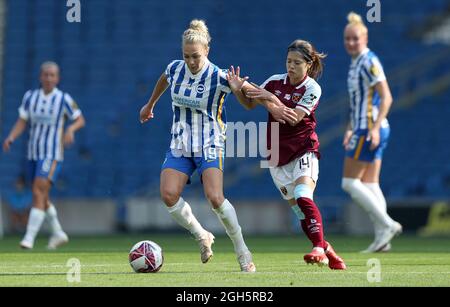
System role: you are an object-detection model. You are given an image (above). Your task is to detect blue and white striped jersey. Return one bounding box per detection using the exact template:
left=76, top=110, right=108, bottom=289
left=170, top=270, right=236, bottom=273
left=165, top=59, right=231, bottom=153
left=18, top=88, right=82, bottom=161
left=347, top=48, right=389, bottom=131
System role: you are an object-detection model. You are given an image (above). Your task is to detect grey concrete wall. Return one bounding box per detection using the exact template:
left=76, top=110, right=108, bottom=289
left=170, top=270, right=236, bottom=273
left=1, top=198, right=117, bottom=235
left=125, top=197, right=293, bottom=235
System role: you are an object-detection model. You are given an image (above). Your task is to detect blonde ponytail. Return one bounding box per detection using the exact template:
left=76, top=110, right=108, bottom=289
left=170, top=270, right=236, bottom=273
left=182, top=19, right=211, bottom=47
left=346, top=12, right=368, bottom=36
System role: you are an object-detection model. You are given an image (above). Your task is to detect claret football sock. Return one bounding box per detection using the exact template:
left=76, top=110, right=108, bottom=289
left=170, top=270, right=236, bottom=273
left=297, top=197, right=326, bottom=249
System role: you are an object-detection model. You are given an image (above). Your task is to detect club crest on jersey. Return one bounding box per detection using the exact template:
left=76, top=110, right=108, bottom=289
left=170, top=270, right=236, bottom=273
left=292, top=93, right=302, bottom=103
left=195, top=84, right=206, bottom=94
left=280, top=186, right=288, bottom=196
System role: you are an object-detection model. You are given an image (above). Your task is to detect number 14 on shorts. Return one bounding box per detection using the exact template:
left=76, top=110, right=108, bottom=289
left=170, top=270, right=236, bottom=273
left=299, top=156, right=310, bottom=169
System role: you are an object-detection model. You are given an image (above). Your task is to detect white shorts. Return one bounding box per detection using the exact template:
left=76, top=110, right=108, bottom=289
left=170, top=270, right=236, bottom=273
left=269, top=152, right=319, bottom=200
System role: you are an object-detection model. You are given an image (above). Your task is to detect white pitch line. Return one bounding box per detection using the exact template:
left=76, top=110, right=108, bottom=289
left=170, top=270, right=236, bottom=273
left=165, top=272, right=450, bottom=275
left=0, top=270, right=449, bottom=275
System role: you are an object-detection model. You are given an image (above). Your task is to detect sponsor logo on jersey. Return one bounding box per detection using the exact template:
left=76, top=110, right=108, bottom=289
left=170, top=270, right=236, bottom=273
left=302, top=93, right=317, bottom=106
left=173, top=96, right=201, bottom=108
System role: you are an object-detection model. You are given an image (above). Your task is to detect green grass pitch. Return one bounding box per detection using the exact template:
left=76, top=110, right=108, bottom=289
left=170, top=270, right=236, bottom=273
left=0, top=234, right=449, bottom=287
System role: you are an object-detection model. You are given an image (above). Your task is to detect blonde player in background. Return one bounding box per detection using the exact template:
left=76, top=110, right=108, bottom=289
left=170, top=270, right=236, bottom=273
left=341, top=12, right=402, bottom=253
left=3, top=61, right=85, bottom=249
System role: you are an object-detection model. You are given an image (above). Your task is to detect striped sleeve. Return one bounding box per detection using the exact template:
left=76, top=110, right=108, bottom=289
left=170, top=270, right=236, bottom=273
left=63, top=93, right=82, bottom=120
left=165, top=60, right=182, bottom=85
left=18, top=90, right=33, bottom=120
left=362, top=56, right=386, bottom=86
left=218, top=69, right=231, bottom=93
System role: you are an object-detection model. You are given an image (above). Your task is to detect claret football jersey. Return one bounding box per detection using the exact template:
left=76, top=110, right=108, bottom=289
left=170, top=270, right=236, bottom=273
left=261, top=74, right=321, bottom=166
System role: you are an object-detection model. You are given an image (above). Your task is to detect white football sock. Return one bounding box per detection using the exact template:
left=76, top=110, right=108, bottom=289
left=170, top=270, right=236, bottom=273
left=363, top=183, right=387, bottom=211
left=46, top=204, right=64, bottom=235
left=23, top=208, right=46, bottom=243
left=213, top=199, right=249, bottom=256
left=363, top=183, right=389, bottom=237
left=167, top=197, right=207, bottom=240
left=342, top=178, right=394, bottom=229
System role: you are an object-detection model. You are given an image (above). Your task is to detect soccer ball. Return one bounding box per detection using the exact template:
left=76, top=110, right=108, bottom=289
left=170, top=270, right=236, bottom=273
left=129, top=240, right=164, bottom=273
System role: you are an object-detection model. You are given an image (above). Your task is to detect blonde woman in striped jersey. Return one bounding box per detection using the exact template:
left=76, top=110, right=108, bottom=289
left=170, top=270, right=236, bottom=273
left=139, top=19, right=294, bottom=272
left=341, top=12, right=402, bottom=253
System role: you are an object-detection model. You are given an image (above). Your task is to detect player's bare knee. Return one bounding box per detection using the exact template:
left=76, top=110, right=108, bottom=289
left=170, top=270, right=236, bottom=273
left=32, top=190, right=42, bottom=202
left=31, top=189, right=47, bottom=210
left=32, top=183, right=46, bottom=196
left=160, top=189, right=181, bottom=207
left=205, top=192, right=224, bottom=208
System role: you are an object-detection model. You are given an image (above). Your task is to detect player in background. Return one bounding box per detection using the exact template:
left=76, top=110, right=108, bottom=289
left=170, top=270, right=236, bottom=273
left=341, top=12, right=402, bottom=253
left=2, top=61, right=85, bottom=249
left=139, top=19, right=296, bottom=272
left=227, top=39, right=346, bottom=270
